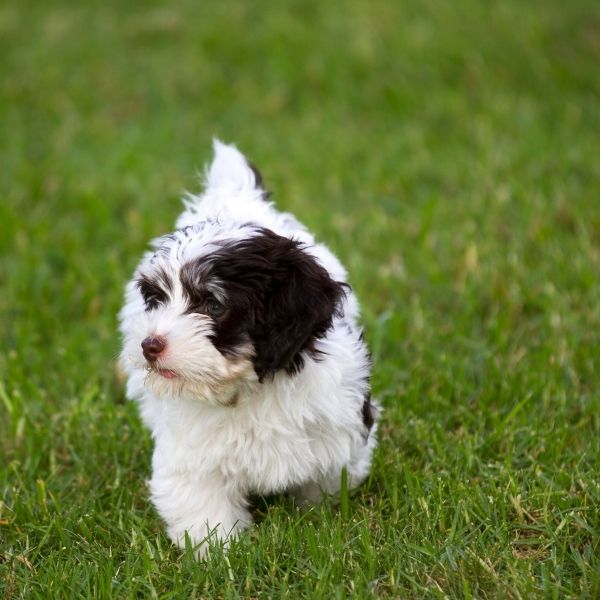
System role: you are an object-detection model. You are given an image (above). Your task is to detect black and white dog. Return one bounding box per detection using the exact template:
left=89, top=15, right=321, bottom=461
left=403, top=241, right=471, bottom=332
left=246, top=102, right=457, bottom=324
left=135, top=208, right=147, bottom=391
left=119, top=141, right=378, bottom=556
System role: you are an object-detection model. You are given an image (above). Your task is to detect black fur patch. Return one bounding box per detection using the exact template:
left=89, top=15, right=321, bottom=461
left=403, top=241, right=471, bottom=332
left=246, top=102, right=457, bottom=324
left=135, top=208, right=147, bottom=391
left=246, top=160, right=272, bottom=201
left=362, top=392, right=375, bottom=432
left=247, top=161, right=265, bottom=190
left=180, top=228, right=347, bottom=381
left=137, top=268, right=172, bottom=311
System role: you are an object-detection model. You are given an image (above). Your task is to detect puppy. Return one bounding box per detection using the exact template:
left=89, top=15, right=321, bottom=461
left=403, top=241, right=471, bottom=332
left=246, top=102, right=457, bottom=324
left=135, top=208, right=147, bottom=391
left=119, top=140, right=378, bottom=556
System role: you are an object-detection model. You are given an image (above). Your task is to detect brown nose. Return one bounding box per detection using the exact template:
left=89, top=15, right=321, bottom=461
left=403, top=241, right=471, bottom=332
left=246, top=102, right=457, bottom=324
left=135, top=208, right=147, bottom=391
left=141, top=336, right=167, bottom=362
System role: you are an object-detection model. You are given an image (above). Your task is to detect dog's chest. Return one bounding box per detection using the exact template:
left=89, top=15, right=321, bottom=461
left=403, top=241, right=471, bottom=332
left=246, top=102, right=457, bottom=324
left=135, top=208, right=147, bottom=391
left=153, top=399, right=322, bottom=493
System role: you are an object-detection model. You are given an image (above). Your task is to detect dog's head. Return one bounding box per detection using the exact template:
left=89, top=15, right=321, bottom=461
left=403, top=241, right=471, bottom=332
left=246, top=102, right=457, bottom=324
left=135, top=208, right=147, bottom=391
left=120, top=143, right=346, bottom=405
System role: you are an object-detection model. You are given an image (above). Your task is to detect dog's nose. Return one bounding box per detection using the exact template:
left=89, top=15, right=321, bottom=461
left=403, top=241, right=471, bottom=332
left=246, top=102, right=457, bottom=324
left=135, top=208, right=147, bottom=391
left=141, top=336, right=167, bottom=362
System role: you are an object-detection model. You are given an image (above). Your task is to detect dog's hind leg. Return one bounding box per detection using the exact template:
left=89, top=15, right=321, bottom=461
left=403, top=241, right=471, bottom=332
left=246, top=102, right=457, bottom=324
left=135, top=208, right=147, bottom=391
left=291, top=429, right=377, bottom=506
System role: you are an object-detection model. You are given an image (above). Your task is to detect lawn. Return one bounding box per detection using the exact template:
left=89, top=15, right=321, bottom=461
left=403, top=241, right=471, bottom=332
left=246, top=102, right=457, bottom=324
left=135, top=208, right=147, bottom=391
left=1, top=0, right=599, bottom=597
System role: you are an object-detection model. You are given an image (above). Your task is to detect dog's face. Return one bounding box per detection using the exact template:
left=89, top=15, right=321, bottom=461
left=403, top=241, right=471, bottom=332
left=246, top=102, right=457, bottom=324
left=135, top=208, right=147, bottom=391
left=120, top=219, right=346, bottom=405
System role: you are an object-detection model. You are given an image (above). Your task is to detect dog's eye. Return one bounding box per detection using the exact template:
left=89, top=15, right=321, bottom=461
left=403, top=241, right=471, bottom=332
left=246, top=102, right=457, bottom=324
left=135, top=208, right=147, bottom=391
left=206, top=299, right=225, bottom=318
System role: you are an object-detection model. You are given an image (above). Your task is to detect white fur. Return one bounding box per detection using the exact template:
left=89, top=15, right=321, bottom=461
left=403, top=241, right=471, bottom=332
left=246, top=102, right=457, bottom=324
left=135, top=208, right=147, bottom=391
left=119, top=140, right=377, bottom=556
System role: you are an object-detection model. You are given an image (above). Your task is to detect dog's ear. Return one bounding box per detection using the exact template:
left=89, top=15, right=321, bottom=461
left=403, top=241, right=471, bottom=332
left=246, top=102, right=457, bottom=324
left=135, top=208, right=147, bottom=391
left=205, top=139, right=265, bottom=193
left=206, top=229, right=347, bottom=381
left=248, top=232, right=347, bottom=381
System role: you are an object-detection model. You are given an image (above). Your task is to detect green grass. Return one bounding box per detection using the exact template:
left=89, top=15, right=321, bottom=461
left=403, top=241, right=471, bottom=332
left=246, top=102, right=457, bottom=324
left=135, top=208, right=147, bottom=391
left=1, top=0, right=599, bottom=597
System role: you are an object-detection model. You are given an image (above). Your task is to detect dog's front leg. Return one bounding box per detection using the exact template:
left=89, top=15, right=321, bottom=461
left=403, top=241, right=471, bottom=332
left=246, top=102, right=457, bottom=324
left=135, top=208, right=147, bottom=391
left=149, top=469, right=251, bottom=557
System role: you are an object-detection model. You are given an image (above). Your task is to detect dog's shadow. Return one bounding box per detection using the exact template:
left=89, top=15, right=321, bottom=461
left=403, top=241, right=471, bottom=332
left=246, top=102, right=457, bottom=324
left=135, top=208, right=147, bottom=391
left=247, top=473, right=382, bottom=526
left=248, top=493, right=292, bottom=524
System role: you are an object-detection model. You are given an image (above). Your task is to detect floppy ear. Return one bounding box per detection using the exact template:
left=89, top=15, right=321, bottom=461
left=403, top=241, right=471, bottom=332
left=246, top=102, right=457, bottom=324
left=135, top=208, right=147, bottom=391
left=203, top=228, right=347, bottom=381
left=205, top=139, right=265, bottom=193
left=249, top=232, right=347, bottom=381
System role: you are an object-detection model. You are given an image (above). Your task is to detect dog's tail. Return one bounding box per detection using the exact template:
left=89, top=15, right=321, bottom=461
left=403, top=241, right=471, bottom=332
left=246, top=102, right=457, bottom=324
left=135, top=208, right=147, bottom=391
left=203, top=139, right=266, bottom=197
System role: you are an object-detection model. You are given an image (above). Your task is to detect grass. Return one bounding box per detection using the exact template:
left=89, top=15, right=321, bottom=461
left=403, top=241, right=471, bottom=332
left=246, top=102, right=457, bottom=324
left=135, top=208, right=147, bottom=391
left=1, top=0, right=599, bottom=597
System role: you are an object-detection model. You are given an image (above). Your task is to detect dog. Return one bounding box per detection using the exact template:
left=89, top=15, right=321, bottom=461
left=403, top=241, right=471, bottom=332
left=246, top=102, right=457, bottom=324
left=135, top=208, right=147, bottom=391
left=119, top=140, right=378, bottom=556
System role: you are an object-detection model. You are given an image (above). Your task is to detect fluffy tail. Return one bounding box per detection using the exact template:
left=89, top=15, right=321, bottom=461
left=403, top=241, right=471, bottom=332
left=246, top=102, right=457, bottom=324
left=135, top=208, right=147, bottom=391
left=204, top=139, right=265, bottom=194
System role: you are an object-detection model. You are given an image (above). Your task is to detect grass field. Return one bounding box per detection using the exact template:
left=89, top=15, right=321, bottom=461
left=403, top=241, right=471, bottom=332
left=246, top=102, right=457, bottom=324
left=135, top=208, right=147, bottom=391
left=1, top=0, right=599, bottom=597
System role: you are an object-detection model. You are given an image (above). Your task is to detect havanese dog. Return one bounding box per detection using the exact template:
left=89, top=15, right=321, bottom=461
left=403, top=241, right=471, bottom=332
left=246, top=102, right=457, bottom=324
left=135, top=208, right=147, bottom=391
left=119, top=140, right=378, bottom=556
